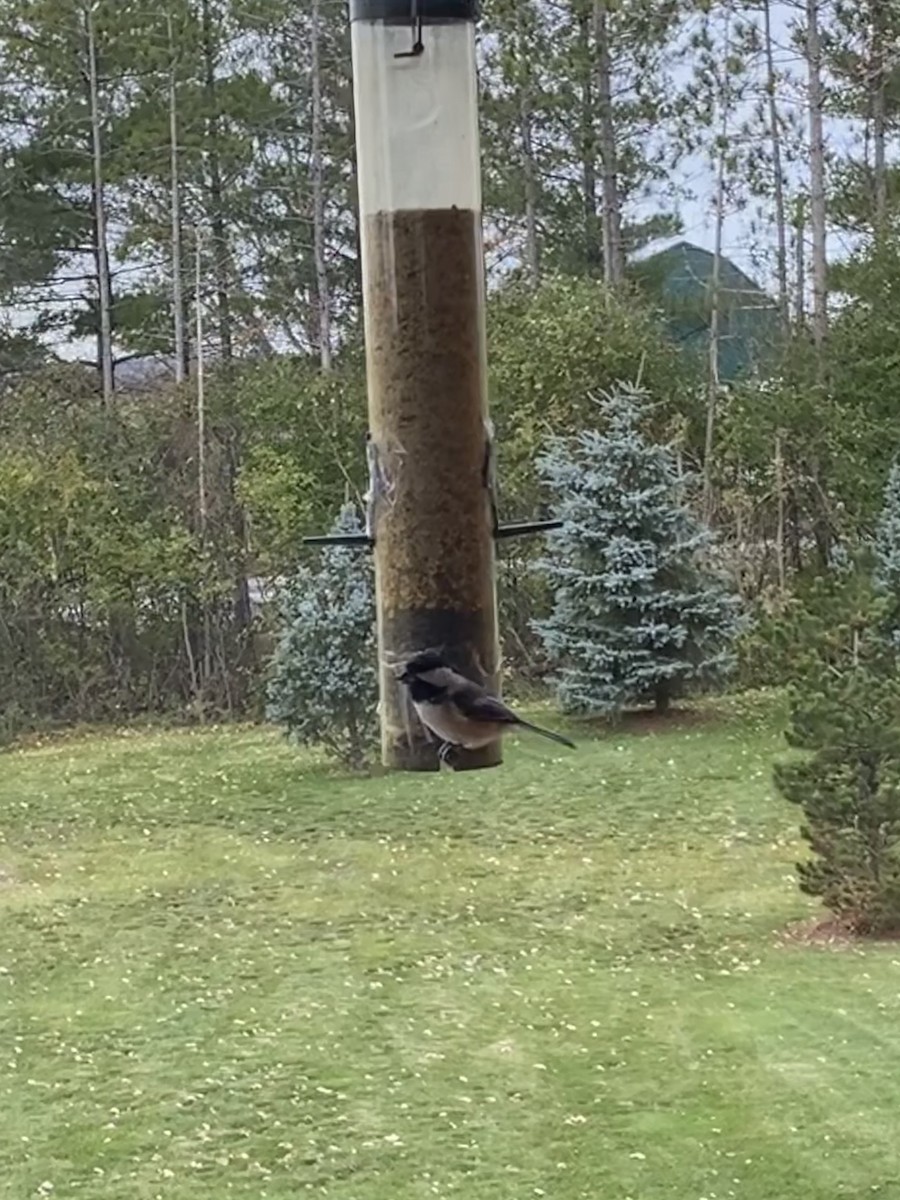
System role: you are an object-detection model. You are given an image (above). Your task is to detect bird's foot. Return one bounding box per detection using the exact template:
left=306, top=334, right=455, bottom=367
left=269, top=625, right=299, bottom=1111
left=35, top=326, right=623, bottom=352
left=438, top=742, right=457, bottom=771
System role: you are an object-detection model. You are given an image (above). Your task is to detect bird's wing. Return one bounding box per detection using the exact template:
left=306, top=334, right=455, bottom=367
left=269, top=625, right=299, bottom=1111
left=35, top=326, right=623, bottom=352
left=453, top=686, right=520, bottom=725
left=418, top=666, right=460, bottom=690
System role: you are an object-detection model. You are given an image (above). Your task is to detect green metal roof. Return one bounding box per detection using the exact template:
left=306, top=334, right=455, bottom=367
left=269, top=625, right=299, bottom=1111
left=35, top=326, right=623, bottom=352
left=635, top=240, right=781, bottom=382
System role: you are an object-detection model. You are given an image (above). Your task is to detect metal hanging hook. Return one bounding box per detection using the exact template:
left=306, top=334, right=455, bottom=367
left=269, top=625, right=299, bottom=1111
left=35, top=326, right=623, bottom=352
left=394, top=0, right=424, bottom=57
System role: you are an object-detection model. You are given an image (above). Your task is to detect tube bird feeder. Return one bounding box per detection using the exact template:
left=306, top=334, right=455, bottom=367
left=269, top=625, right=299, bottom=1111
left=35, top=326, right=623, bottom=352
left=349, top=0, right=501, bottom=772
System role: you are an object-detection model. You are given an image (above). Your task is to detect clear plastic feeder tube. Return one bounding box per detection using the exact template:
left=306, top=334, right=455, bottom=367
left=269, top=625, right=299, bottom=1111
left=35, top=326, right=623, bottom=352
left=350, top=0, right=500, bottom=772
left=351, top=8, right=480, bottom=216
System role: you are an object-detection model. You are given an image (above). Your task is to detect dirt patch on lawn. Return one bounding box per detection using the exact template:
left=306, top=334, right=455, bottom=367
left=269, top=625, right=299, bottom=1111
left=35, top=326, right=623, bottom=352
left=580, top=706, right=725, bottom=737
left=620, top=707, right=720, bottom=735
left=779, top=916, right=900, bottom=949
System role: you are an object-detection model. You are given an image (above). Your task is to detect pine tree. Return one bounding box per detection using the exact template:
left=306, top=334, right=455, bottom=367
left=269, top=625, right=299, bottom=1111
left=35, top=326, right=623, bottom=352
left=872, top=459, right=900, bottom=641
left=481, top=0, right=685, bottom=280
left=772, top=469, right=900, bottom=936
left=266, top=505, right=377, bottom=769
left=823, top=0, right=900, bottom=243
left=803, top=0, right=829, bottom=355
left=774, top=584, right=900, bottom=936
left=874, top=462, right=900, bottom=593
left=534, top=384, right=742, bottom=717
left=0, top=0, right=146, bottom=378
left=776, top=661, right=900, bottom=936
left=480, top=0, right=551, bottom=285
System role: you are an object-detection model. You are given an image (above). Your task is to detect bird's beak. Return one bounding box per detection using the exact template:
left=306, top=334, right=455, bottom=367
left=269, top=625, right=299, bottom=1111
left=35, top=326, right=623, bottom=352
left=393, top=663, right=411, bottom=683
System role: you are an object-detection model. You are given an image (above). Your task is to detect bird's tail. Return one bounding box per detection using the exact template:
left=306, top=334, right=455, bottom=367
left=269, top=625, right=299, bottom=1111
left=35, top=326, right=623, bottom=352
left=517, top=719, right=576, bottom=750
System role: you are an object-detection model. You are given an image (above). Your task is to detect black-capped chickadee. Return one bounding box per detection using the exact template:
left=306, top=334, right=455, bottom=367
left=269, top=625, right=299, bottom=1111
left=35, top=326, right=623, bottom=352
left=396, top=650, right=575, bottom=764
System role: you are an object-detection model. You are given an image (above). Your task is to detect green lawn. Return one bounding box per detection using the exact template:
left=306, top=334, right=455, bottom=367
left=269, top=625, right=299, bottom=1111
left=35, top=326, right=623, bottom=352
left=2, top=696, right=900, bottom=1199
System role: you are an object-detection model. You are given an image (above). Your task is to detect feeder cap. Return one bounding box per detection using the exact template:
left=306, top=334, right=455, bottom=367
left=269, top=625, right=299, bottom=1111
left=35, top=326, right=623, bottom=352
left=349, top=0, right=478, bottom=21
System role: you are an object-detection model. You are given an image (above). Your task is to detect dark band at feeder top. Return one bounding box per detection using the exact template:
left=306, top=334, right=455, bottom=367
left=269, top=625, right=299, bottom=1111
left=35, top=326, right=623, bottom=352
left=349, top=0, right=478, bottom=22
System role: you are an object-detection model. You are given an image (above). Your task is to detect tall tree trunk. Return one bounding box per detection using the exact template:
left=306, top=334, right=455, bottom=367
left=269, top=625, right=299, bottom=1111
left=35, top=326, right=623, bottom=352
left=515, top=1, right=540, bottom=286
left=577, top=8, right=600, bottom=273
left=519, top=88, right=541, bottom=285
left=593, top=0, right=624, bottom=284
left=793, top=196, right=806, bottom=324
left=200, top=0, right=233, bottom=362
left=704, top=124, right=727, bottom=524
left=194, top=230, right=211, bottom=708
left=805, top=0, right=828, bottom=356
left=804, top=0, right=831, bottom=564
left=199, top=0, right=250, bottom=653
left=762, top=0, right=789, bottom=333
left=167, top=11, right=188, bottom=383
left=85, top=4, right=114, bottom=405
left=310, top=0, right=332, bottom=371
left=195, top=233, right=208, bottom=550
left=871, top=2, right=888, bottom=237
left=775, top=430, right=786, bottom=592
left=703, top=10, right=731, bottom=525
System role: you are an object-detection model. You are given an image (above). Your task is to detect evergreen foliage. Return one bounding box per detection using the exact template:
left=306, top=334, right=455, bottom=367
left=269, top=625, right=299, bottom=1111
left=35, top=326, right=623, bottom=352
left=774, top=610, right=900, bottom=935
left=874, top=459, right=900, bottom=638
left=774, top=470, right=900, bottom=934
left=534, top=384, right=742, bottom=717
left=266, top=504, right=377, bottom=770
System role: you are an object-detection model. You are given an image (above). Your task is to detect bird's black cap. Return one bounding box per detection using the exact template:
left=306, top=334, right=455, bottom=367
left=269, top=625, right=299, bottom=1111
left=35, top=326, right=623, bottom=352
left=398, top=650, right=448, bottom=681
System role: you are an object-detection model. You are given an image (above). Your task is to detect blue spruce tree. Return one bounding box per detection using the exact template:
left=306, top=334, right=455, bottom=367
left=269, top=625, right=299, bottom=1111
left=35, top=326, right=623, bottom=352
left=266, top=504, right=377, bottom=769
left=534, top=384, right=743, bottom=717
